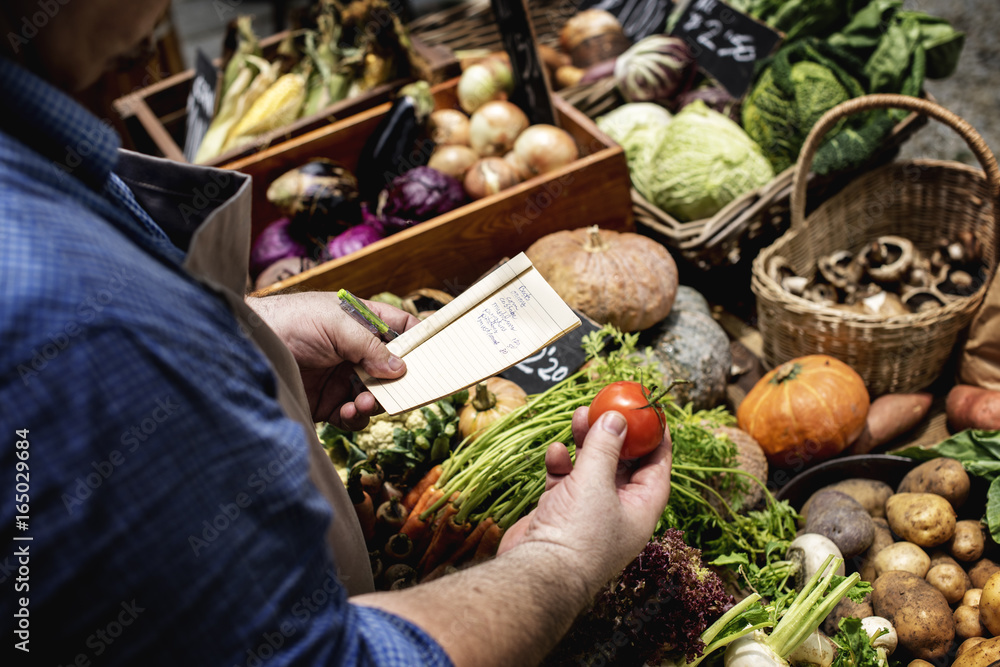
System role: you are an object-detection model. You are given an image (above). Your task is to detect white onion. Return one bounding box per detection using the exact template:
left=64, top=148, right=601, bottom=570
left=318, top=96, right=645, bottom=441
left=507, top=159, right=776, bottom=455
left=468, top=101, right=529, bottom=157
left=428, top=145, right=478, bottom=180
left=512, top=124, right=579, bottom=177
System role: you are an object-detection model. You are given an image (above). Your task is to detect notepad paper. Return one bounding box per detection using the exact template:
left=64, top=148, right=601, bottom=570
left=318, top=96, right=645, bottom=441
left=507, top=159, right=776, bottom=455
left=358, top=253, right=581, bottom=414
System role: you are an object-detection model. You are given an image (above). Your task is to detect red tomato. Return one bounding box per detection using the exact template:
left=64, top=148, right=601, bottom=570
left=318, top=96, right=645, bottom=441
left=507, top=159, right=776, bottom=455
left=588, top=381, right=665, bottom=459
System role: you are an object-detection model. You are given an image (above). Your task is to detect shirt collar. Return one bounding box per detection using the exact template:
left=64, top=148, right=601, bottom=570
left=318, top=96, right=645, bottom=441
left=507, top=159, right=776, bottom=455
left=0, top=57, right=121, bottom=190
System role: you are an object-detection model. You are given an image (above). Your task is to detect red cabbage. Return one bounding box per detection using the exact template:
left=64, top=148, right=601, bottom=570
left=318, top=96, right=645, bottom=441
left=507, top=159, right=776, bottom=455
left=326, top=217, right=386, bottom=260
left=250, top=217, right=309, bottom=277
left=376, top=166, right=467, bottom=230
left=614, top=35, right=695, bottom=105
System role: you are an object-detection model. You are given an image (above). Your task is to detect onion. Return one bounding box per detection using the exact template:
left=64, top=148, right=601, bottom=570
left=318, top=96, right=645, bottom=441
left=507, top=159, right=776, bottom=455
left=502, top=150, right=529, bottom=181
left=249, top=217, right=309, bottom=277
left=614, top=35, right=694, bottom=104
left=428, top=144, right=479, bottom=180
left=428, top=109, right=471, bottom=146
left=512, top=125, right=579, bottom=177
left=559, top=9, right=632, bottom=69
left=326, top=219, right=386, bottom=260
left=457, top=58, right=513, bottom=114
left=254, top=256, right=318, bottom=291
left=464, top=157, right=521, bottom=200
left=468, top=100, right=530, bottom=157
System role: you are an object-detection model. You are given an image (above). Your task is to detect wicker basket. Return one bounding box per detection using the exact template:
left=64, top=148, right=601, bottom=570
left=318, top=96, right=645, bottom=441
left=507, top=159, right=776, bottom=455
left=751, top=94, right=1000, bottom=396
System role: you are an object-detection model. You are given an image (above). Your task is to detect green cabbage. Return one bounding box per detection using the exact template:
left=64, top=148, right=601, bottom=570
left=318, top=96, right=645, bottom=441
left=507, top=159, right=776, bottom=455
left=741, top=39, right=865, bottom=174
left=630, top=100, right=775, bottom=222
left=596, top=103, right=673, bottom=162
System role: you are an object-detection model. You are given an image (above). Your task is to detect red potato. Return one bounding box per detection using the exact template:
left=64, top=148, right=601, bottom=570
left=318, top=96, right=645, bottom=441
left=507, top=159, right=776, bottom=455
left=947, top=384, right=1000, bottom=431
left=849, top=392, right=933, bottom=455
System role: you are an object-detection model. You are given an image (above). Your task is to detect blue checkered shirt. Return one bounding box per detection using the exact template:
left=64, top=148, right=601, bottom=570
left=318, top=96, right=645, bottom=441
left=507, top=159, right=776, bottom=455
left=0, top=57, right=451, bottom=666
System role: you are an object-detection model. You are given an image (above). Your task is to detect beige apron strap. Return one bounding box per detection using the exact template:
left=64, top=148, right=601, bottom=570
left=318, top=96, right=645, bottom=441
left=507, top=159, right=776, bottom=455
left=117, top=149, right=375, bottom=595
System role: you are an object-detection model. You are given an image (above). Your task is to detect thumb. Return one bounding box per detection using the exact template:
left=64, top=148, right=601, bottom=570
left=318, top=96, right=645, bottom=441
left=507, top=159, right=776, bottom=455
left=356, top=337, right=406, bottom=379
left=572, top=411, right=627, bottom=480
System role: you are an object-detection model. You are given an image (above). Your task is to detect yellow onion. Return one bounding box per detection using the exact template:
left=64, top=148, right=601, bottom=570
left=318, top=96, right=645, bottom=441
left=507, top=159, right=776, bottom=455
left=428, top=109, right=471, bottom=146
left=457, top=59, right=514, bottom=114
left=468, top=101, right=529, bottom=157
left=428, top=145, right=479, bottom=181
left=512, top=125, right=579, bottom=177
left=464, top=157, right=521, bottom=199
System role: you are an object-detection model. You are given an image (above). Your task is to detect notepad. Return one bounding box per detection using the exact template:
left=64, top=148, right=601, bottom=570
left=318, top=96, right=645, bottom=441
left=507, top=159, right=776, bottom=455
left=357, top=253, right=581, bottom=415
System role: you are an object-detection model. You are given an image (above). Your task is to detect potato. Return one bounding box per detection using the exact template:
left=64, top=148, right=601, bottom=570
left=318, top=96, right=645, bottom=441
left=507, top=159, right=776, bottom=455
left=859, top=517, right=896, bottom=583
left=947, top=384, right=1000, bottom=432
left=885, top=492, right=957, bottom=547
left=964, top=588, right=983, bottom=607
left=949, top=520, right=987, bottom=562
left=849, top=392, right=933, bottom=455
left=897, top=457, right=970, bottom=509
left=954, top=604, right=987, bottom=640
left=979, top=571, right=1000, bottom=635
left=804, top=489, right=876, bottom=558
left=958, top=636, right=988, bottom=657
left=951, top=636, right=1000, bottom=667
left=822, top=595, right=873, bottom=637
left=871, top=571, right=955, bottom=662
left=969, top=558, right=1000, bottom=589
left=926, top=562, right=969, bottom=604
left=801, top=478, right=894, bottom=523
left=907, top=661, right=934, bottom=667
left=872, top=541, right=931, bottom=578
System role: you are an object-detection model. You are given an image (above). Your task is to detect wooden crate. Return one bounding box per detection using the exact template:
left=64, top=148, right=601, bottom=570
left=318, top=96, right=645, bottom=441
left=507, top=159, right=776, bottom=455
left=112, top=30, right=458, bottom=167
left=228, top=78, right=634, bottom=298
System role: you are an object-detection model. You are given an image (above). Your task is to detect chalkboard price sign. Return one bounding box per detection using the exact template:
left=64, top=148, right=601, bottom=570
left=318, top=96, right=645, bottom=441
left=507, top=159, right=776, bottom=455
left=500, top=310, right=601, bottom=394
left=670, top=0, right=782, bottom=98
left=183, top=49, right=218, bottom=163
left=490, top=0, right=557, bottom=126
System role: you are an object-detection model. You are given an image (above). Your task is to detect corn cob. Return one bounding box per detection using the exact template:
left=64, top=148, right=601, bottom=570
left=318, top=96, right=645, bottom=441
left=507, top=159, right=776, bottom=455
left=223, top=71, right=307, bottom=152
left=195, top=54, right=275, bottom=163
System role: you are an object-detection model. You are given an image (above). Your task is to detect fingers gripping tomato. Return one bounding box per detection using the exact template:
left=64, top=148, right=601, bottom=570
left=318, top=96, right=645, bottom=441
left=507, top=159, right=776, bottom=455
left=588, top=381, right=666, bottom=459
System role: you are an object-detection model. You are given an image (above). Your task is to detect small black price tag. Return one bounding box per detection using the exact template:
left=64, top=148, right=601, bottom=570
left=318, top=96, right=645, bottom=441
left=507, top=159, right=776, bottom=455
left=670, top=0, right=782, bottom=98
left=490, top=0, right=557, bottom=126
left=182, top=49, right=218, bottom=163
left=577, top=0, right=676, bottom=42
left=500, top=310, right=601, bottom=394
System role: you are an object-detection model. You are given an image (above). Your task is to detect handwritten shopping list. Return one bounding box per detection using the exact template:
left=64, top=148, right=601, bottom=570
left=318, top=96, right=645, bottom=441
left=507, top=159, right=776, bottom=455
left=359, top=253, right=580, bottom=414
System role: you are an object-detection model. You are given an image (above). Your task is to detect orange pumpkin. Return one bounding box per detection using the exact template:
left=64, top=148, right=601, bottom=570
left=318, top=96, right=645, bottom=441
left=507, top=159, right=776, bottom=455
left=736, top=354, right=870, bottom=468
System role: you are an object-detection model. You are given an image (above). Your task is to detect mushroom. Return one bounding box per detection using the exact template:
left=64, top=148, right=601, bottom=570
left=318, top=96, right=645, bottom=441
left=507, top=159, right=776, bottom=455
left=768, top=256, right=796, bottom=284
left=782, top=276, right=811, bottom=297
left=805, top=283, right=838, bottom=307
left=817, top=250, right=863, bottom=290
left=860, top=290, right=909, bottom=317
left=862, top=235, right=914, bottom=283
left=902, top=288, right=947, bottom=313
left=937, top=269, right=978, bottom=299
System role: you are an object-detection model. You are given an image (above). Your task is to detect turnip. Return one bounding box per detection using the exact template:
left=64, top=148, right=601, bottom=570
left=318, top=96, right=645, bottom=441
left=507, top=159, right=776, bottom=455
left=721, top=554, right=866, bottom=667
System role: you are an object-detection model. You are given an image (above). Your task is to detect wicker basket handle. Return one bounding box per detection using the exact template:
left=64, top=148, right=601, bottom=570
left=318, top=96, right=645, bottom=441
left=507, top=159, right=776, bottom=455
left=790, top=93, right=1000, bottom=232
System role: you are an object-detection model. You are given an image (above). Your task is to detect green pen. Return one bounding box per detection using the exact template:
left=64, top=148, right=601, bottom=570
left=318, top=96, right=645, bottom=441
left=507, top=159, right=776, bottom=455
left=338, top=289, right=399, bottom=342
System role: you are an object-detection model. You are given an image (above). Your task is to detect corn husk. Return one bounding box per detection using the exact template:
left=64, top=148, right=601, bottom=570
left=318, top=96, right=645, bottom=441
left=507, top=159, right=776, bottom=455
left=223, top=71, right=307, bottom=153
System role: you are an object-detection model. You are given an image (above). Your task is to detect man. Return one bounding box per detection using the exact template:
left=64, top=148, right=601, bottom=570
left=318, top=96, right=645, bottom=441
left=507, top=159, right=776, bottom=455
left=0, top=2, right=672, bottom=665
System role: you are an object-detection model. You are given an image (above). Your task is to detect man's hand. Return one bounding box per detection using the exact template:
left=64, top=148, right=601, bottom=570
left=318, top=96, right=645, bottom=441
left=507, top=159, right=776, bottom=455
left=497, top=405, right=672, bottom=594
left=247, top=292, right=420, bottom=430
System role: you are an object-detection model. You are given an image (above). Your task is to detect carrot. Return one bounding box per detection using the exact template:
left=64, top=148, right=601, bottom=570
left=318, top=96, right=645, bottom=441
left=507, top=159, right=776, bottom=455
left=468, top=520, right=504, bottom=565
left=418, top=510, right=471, bottom=578
left=447, top=517, right=494, bottom=567
left=403, top=465, right=443, bottom=511
left=353, top=490, right=376, bottom=546
left=375, top=497, right=409, bottom=542
left=398, top=487, right=444, bottom=549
